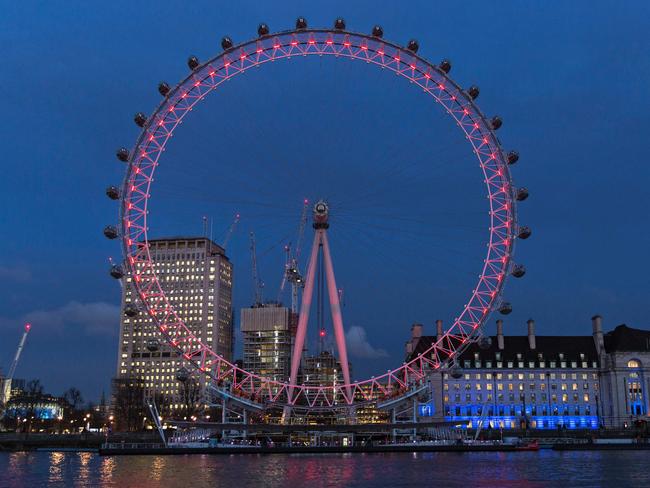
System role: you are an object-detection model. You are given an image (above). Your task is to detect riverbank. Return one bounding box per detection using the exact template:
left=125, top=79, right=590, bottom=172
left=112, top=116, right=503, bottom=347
left=0, top=432, right=160, bottom=452
left=99, top=442, right=532, bottom=456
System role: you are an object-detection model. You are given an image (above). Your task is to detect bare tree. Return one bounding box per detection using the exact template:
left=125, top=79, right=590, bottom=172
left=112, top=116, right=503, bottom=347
left=178, top=379, right=201, bottom=419
left=23, top=379, right=44, bottom=433
left=63, top=387, right=84, bottom=411
left=111, top=377, right=145, bottom=432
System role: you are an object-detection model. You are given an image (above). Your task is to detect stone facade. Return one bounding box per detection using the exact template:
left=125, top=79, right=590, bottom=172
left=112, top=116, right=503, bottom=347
left=405, top=316, right=649, bottom=430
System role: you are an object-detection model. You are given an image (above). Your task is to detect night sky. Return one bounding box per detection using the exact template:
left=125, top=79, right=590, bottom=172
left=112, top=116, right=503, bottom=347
left=1, top=1, right=649, bottom=403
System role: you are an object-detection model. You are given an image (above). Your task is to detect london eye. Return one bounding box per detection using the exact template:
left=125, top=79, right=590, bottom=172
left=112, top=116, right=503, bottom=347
left=105, top=18, right=529, bottom=412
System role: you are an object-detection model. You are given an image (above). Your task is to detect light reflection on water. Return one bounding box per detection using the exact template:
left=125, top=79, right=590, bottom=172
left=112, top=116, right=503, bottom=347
left=0, top=450, right=648, bottom=488
left=48, top=451, right=64, bottom=484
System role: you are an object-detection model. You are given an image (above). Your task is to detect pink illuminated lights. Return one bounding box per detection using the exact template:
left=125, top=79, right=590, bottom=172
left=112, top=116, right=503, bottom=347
left=119, top=29, right=516, bottom=409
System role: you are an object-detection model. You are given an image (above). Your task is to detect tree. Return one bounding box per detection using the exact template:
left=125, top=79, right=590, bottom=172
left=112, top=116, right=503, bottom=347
left=63, top=387, right=84, bottom=411
left=178, top=379, right=201, bottom=419
left=111, top=376, right=146, bottom=432
left=23, top=379, right=44, bottom=433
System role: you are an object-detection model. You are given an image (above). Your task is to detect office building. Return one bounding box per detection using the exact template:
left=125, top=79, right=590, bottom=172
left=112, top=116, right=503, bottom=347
left=115, top=237, right=233, bottom=412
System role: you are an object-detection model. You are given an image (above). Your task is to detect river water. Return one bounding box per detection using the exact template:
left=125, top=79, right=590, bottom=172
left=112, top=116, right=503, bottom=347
left=0, top=450, right=648, bottom=487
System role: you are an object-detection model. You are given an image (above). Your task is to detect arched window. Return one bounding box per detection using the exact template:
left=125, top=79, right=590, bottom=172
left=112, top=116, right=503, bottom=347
left=626, top=359, right=645, bottom=416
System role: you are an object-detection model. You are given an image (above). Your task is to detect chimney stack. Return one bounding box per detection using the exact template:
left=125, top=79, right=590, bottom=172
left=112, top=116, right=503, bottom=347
left=592, top=315, right=604, bottom=355
left=496, top=319, right=504, bottom=350
left=436, top=319, right=443, bottom=338
left=527, top=319, right=536, bottom=350
left=411, top=323, right=423, bottom=340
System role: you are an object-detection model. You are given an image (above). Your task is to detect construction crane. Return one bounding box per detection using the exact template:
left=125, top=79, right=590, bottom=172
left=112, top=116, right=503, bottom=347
left=221, top=213, right=240, bottom=250
left=2, top=323, right=31, bottom=405
left=278, top=199, right=309, bottom=313
left=294, top=198, right=309, bottom=264
left=249, top=231, right=264, bottom=306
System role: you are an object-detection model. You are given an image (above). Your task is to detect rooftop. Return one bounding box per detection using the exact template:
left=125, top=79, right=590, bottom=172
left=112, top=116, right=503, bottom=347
left=408, top=335, right=598, bottom=364
left=604, top=324, right=650, bottom=353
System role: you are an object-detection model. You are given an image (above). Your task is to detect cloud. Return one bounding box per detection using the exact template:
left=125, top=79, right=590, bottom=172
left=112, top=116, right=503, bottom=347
left=0, top=265, right=32, bottom=283
left=19, top=301, right=121, bottom=336
left=345, top=325, right=389, bottom=359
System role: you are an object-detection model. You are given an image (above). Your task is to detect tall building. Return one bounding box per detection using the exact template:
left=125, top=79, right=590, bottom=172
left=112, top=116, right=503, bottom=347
left=302, top=351, right=345, bottom=388
left=241, top=304, right=293, bottom=388
left=295, top=351, right=354, bottom=423
left=116, top=237, right=233, bottom=413
left=404, top=316, right=650, bottom=430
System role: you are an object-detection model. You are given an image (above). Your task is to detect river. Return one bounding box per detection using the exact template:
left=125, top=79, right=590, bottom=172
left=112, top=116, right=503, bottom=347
left=0, top=450, right=648, bottom=487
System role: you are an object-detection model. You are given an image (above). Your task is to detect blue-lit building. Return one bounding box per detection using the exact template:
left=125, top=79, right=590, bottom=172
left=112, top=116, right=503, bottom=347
left=405, top=316, right=650, bottom=430
left=5, top=394, right=64, bottom=420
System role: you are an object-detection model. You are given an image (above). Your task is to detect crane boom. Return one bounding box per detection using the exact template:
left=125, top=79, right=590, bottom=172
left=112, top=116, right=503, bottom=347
left=294, top=199, right=309, bottom=263
left=222, top=213, right=240, bottom=250
left=2, top=323, right=31, bottom=404
left=249, top=231, right=264, bottom=306
left=277, top=243, right=291, bottom=301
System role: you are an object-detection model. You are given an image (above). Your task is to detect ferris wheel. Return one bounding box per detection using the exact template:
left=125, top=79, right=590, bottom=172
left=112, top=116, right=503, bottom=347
left=104, top=17, right=530, bottom=411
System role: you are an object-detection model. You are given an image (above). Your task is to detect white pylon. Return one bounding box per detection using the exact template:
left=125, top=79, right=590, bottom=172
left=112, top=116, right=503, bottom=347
left=288, top=200, right=352, bottom=402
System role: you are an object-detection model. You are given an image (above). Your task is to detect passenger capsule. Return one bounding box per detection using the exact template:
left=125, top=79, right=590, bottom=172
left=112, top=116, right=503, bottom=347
left=406, top=39, right=419, bottom=53
left=518, top=226, right=532, bottom=240
left=176, top=367, right=189, bottom=382
left=334, top=18, right=346, bottom=30
left=116, top=147, right=129, bottom=162
left=516, top=187, right=529, bottom=201
left=124, top=303, right=139, bottom=317
left=467, top=85, right=480, bottom=100
left=158, top=82, right=171, bottom=97
left=257, top=23, right=269, bottom=37
left=490, top=116, right=503, bottom=130
left=106, top=186, right=120, bottom=200
left=439, top=59, right=452, bottom=74
left=146, top=339, right=160, bottom=352
left=134, top=112, right=147, bottom=127
left=478, top=336, right=493, bottom=350
left=187, top=56, right=200, bottom=70
left=296, top=17, right=308, bottom=29
left=499, top=302, right=513, bottom=315
left=372, top=25, right=384, bottom=38
left=221, top=36, right=233, bottom=50
left=450, top=366, right=463, bottom=379
left=511, top=264, right=526, bottom=278
left=507, top=150, right=519, bottom=165
left=103, top=225, right=118, bottom=240
left=110, top=264, right=124, bottom=280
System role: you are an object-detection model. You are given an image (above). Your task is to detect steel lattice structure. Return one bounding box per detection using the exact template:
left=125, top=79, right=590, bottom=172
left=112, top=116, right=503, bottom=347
left=110, top=23, right=525, bottom=411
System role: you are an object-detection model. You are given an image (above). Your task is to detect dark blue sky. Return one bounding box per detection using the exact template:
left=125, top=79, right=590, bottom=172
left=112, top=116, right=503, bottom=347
left=1, top=1, right=649, bottom=402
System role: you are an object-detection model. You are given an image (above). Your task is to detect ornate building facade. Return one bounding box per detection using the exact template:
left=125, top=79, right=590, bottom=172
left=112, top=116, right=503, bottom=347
left=405, top=316, right=649, bottom=430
